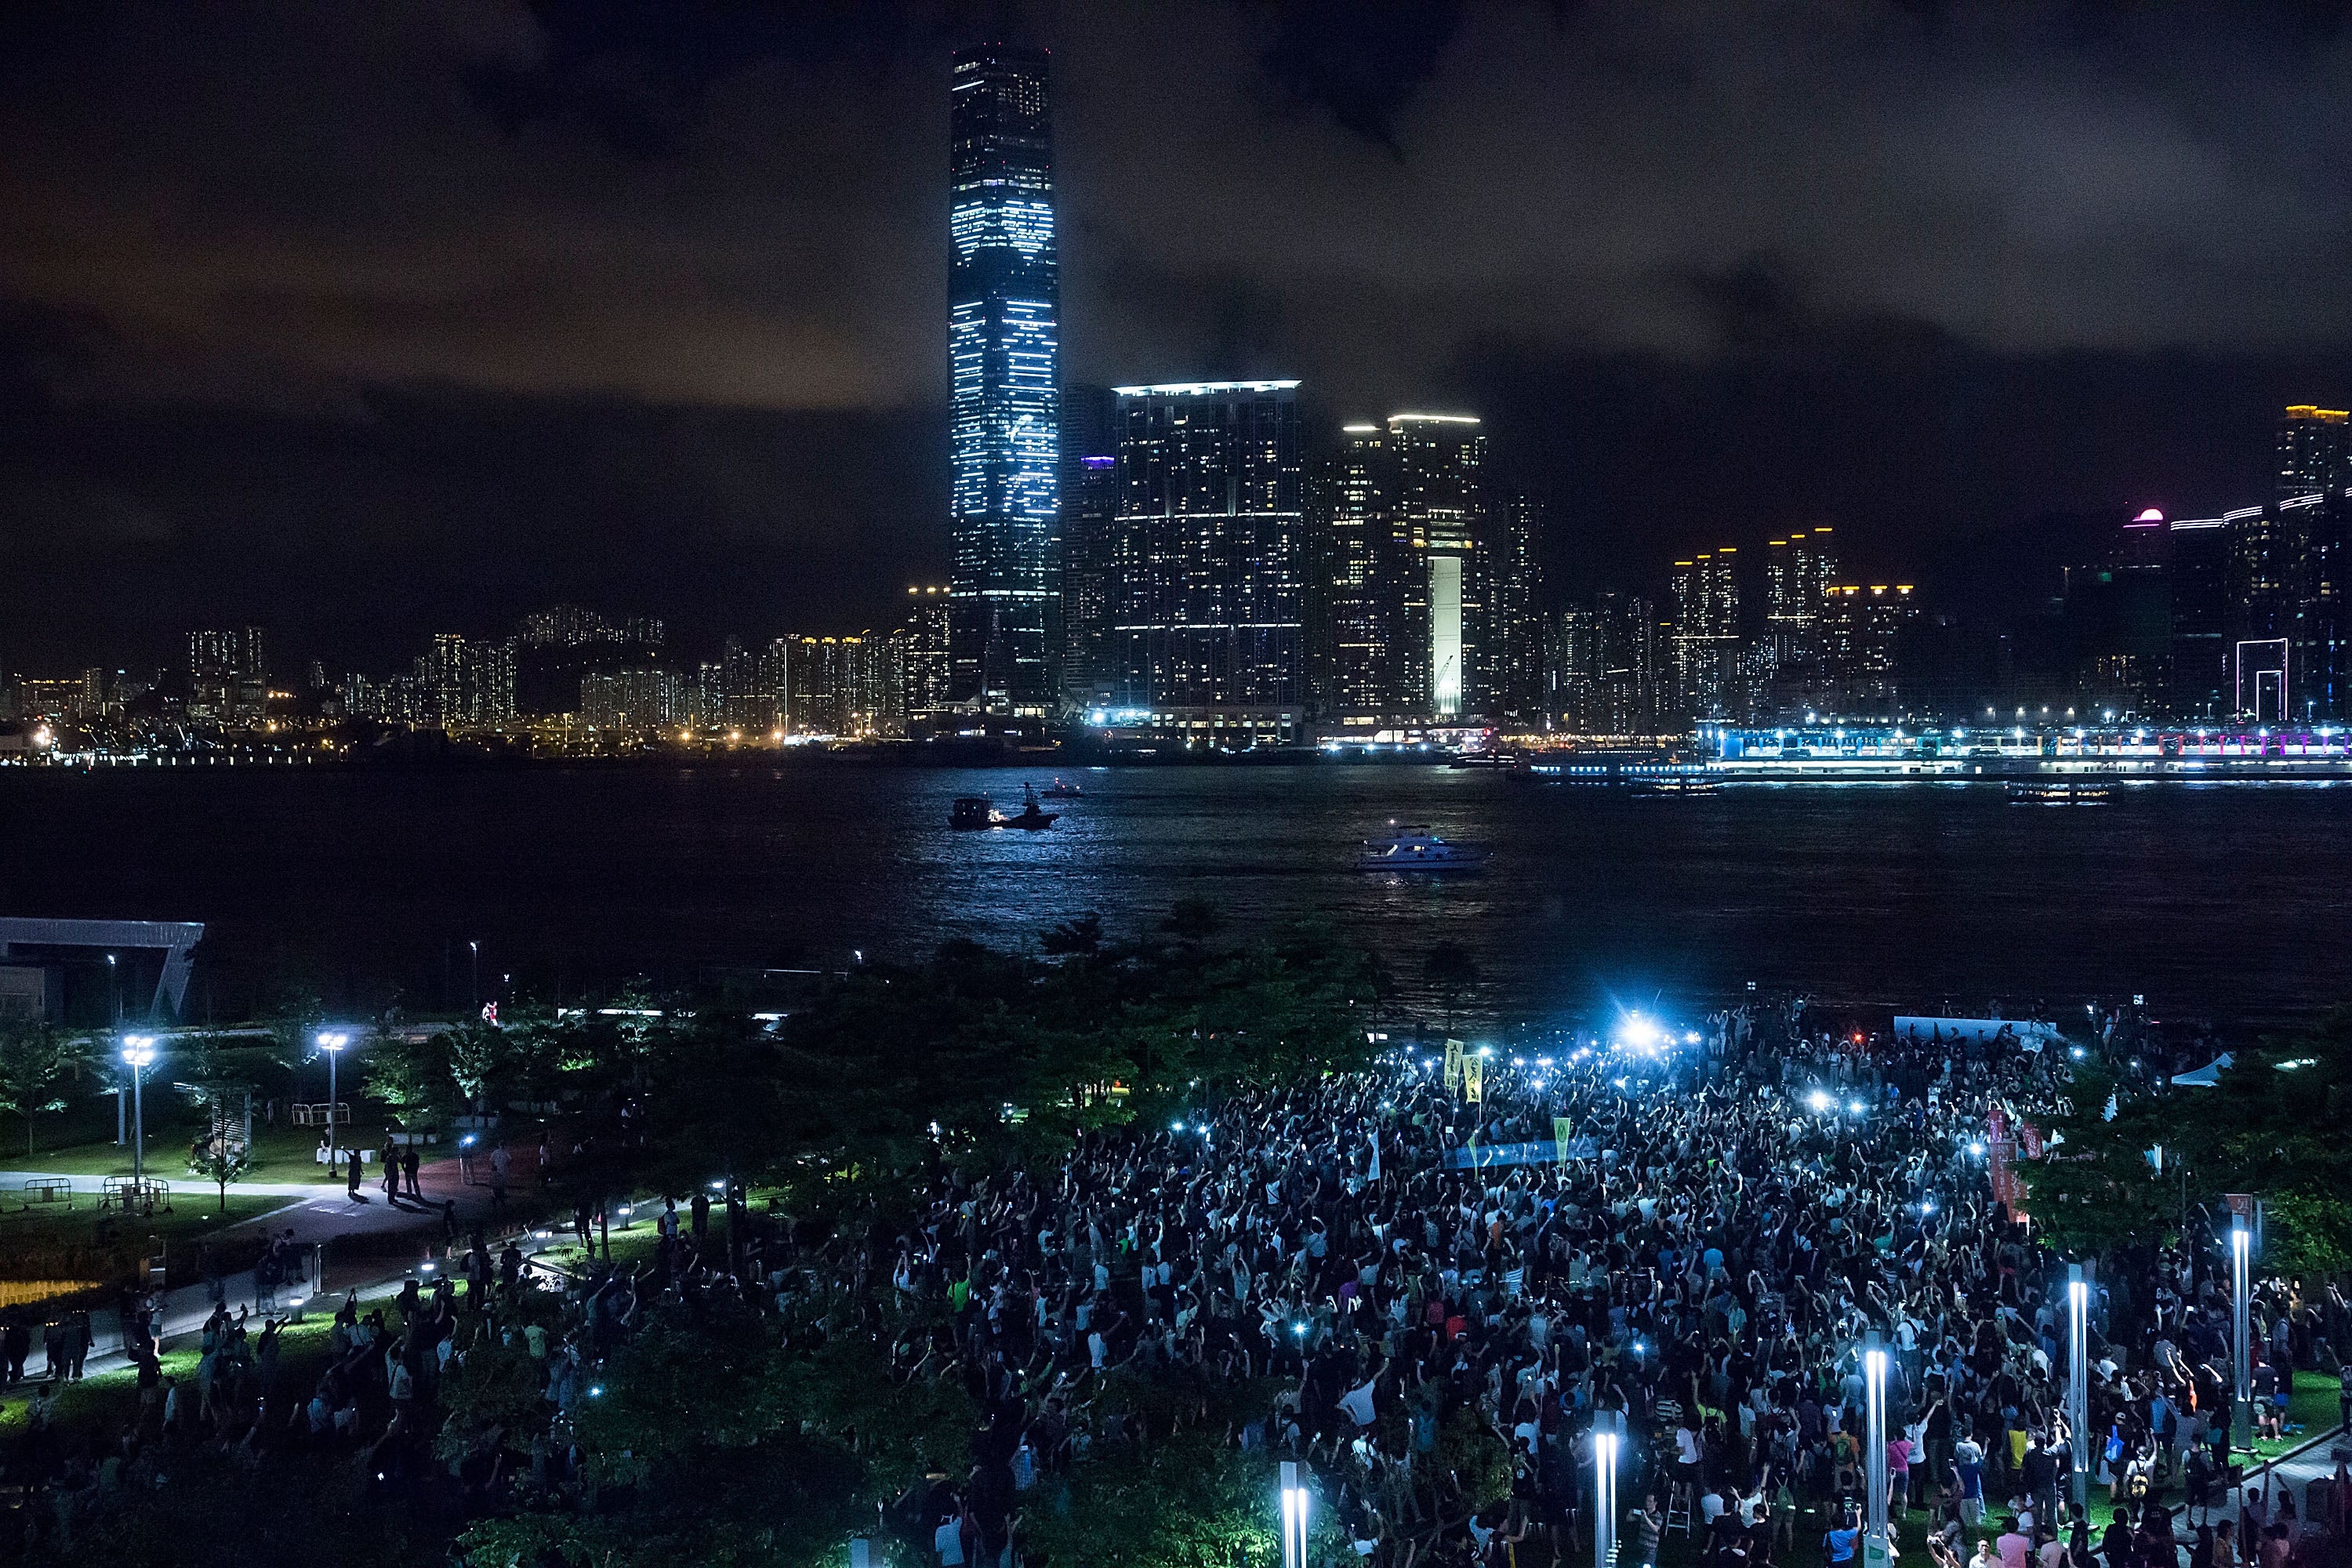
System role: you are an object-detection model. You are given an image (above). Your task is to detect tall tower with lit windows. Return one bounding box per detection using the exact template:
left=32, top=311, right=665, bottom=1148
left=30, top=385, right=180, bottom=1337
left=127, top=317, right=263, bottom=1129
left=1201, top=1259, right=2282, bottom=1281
left=948, top=44, right=1059, bottom=713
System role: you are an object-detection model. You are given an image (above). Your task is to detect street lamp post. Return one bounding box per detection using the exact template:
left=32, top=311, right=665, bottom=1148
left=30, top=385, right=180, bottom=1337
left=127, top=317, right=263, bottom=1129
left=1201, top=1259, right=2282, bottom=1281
left=2230, top=1218, right=2252, bottom=1448
left=1594, top=1416, right=1621, bottom=1568
left=317, top=1032, right=349, bottom=1162
left=120, top=1036, right=156, bottom=1183
left=1864, top=1332, right=1889, bottom=1568
left=2067, top=1265, right=2089, bottom=1512
left=468, top=941, right=479, bottom=1009
left=1280, top=1460, right=1311, bottom=1568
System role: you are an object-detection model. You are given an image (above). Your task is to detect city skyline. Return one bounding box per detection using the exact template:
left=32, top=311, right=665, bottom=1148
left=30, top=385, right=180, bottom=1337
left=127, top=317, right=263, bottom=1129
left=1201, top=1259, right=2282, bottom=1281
left=8, top=6, right=2352, bottom=677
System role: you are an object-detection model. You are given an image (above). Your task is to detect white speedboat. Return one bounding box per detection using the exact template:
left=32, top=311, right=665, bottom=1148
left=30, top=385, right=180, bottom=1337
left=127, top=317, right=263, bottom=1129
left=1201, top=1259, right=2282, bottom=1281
left=1356, top=823, right=1488, bottom=873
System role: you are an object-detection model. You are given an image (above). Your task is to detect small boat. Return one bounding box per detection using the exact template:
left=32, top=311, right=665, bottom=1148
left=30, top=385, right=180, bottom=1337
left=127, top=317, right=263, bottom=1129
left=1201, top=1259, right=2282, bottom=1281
left=1000, top=784, right=1061, bottom=830
left=948, top=786, right=1062, bottom=831
left=2007, top=779, right=2111, bottom=805
left=1356, top=822, right=1487, bottom=873
left=1039, top=777, right=1085, bottom=800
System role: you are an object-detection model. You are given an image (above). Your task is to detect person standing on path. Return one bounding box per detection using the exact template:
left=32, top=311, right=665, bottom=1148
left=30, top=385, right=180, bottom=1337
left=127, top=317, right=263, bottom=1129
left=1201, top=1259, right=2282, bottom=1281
left=489, top=1141, right=510, bottom=1212
left=403, top=1143, right=421, bottom=1199
left=347, top=1145, right=365, bottom=1202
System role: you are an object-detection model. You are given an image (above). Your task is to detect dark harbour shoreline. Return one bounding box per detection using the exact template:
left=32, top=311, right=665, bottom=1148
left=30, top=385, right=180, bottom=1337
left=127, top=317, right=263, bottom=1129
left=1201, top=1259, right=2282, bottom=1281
left=5, top=763, right=2349, bottom=1037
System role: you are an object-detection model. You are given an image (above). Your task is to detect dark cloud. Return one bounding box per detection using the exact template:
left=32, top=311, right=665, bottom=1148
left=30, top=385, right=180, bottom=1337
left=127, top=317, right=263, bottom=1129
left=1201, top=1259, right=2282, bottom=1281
left=1253, top=1, right=1468, bottom=155
left=3, top=1, right=2352, bottom=673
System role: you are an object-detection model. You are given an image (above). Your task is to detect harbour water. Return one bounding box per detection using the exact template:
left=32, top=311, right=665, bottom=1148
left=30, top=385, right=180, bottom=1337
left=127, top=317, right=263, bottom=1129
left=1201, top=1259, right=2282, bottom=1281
left=6, top=764, right=2350, bottom=1031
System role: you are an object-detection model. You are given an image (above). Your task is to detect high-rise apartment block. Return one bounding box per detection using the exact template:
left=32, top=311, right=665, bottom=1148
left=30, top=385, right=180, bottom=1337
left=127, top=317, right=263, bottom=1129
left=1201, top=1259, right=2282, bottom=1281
left=426, top=633, right=516, bottom=727
left=1546, top=593, right=1662, bottom=735
left=1762, top=528, right=1836, bottom=669
left=187, top=626, right=267, bottom=722
left=1668, top=550, right=1739, bottom=718
left=1106, top=382, right=1306, bottom=726
left=1818, top=584, right=1917, bottom=710
left=898, top=586, right=953, bottom=724
left=947, top=44, right=1058, bottom=714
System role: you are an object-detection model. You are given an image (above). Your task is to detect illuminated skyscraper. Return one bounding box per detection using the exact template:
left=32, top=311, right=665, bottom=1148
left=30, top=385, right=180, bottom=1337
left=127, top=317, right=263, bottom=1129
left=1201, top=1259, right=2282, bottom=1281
left=1668, top=550, right=1739, bottom=717
left=1487, top=493, right=1545, bottom=722
left=1321, top=423, right=1404, bottom=724
left=1319, top=415, right=1492, bottom=721
left=1058, top=383, right=1120, bottom=710
left=1763, top=528, right=1836, bottom=668
left=2278, top=405, right=2351, bottom=506
left=2280, top=407, right=2352, bottom=720
left=1393, top=416, right=1486, bottom=718
left=948, top=44, right=1059, bottom=714
left=896, top=586, right=953, bottom=724
left=1109, top=382, right=1305, bottom=716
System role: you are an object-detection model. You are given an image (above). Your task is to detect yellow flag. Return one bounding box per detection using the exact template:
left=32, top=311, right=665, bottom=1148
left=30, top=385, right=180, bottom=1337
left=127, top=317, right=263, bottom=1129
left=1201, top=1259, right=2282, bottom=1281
left=1443, top=1039, right=1464, bottom=1095
left=1553, top=1116, right=1573, bottom=1165
left=1464, top=1056, right=1483, bottom=1103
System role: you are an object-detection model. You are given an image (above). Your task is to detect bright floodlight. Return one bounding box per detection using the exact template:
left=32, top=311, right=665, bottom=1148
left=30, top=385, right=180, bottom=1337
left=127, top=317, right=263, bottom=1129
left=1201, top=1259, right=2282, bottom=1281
left=1847, top=1098, right=1867, bottom=1115
left=1808, top=1090, right=1833, bottom=1112
left=121, top=1036, right=157, bottom=1067
left=1968, top=1139, right=1987, bottom=1156
left=316, top=1030, right=349, bottom=1051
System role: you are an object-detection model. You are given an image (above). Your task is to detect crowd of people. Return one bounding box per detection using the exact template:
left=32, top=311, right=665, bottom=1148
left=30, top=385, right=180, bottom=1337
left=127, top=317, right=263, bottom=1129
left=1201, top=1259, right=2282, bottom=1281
left=848, top=1003, right=2349, bottom=1568
left=5, top=997, right=2347, bottom=1568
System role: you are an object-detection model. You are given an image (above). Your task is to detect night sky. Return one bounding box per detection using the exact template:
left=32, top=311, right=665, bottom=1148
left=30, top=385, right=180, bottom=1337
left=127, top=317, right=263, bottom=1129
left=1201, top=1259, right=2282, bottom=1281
left=5, top=2, right=2350, bottom=674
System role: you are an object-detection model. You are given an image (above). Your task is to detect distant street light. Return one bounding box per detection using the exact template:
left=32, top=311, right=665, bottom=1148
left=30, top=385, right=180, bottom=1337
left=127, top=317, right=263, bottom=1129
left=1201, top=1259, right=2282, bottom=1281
left=120, top=1036, right=157, bottom=1182
left=318, top=1032, right=350, bottom=1156
left=2230, top=1218, right=2252, bottom=1447
left=2067, top=1265, right=2089, bottom=1511
left=1594, top=1419, right=1621, bottom=1568
left=1279, top=1460, right=1311, bottom=1568
left=1864, top=1333, right=1889, bottom=1568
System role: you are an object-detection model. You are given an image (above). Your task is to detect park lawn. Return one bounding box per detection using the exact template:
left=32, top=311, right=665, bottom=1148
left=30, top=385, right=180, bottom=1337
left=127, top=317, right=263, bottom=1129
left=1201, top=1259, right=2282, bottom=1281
left=0, top=1195, right=298, bottom=1294
left=9, top=1098, right=401, bottom=1185
left=0, top=1315, right=346, bottom=1437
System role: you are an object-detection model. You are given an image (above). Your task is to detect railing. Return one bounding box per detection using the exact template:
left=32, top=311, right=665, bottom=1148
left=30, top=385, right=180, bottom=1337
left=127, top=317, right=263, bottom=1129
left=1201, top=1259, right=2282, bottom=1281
left=100, top=1176, right=172, bottom=1215
left=290, top=1101, right=350, bottom=1127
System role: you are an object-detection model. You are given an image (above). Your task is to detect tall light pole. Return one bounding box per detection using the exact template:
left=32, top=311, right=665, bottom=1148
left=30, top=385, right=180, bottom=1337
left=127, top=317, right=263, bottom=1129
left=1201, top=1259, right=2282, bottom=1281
left=468, top=941, right=479, bottom=1009
left=2230, top=1218, right=2252, bottom=1448
left=1864, top=1332, right=1890, bottom=1568
left=2067, top=1265, right=2089, bottom=1512
left=1595, top=1417, right=1621, bottom=1568
left=317, top=1032, right=349, bottom=1158
left=1280, top=1460, right=1311, bottom=1568
left=120, top=1036, right=156, bottom=1183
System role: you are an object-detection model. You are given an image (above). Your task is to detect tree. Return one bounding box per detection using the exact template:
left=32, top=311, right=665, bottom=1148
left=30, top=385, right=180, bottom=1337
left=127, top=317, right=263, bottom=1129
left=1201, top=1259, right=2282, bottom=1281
left=0, top=1018, right=95, bottom=1157
left=189, top=1137, right=251, bottom=1217
left=1042, top=912, right=1105, bottom=955
left=2032, top=1011, right=2352, bottom=1273
left=1162, top=896, right=1222, bottom=943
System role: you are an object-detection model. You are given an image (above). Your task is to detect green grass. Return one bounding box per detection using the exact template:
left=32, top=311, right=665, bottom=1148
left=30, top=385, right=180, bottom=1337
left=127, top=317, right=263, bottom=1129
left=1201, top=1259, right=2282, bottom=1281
left=0, top=1194, right=298, bottom=1299
left=8, top=1097, right=408, bottom=1185
left=0, top=1314, right=346, bottom=1436
left=2, top=1192, right=291, bottom=1246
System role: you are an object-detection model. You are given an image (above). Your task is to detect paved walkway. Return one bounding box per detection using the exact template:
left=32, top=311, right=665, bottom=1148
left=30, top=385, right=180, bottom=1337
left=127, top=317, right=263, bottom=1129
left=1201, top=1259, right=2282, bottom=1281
left=1, top=1150, right=564, bottom=1379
